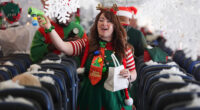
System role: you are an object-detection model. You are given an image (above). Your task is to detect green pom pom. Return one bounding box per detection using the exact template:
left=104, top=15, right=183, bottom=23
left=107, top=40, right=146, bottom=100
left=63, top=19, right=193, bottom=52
left=102, top=67, right=107, bottom=73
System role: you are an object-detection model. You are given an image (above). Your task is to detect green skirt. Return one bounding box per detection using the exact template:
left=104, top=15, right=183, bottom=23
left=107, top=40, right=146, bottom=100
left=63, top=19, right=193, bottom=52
left=77, top=77, right=132, bottom=110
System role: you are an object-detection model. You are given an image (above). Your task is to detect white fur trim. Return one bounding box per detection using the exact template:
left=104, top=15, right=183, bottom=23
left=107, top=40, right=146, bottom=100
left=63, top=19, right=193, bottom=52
left=77, top=67, right=85, bottom=74
left=27, top=64, right=41, bottom=72
left=145, top=60, right=177, bottom=66
left=13, top=51, right=29, bottom=54
left=39, top=76, right=55, bottom=85
left=187, top=94, right=200, bottom=107
left=0, top=80, right=24, bottom=90
left=0, top=95, right=33, bottom=106
left=159, top=75, right=185, bottom=83
left=159, top=67, right=186, bottom=76
left=3, top=61, right=14, bottom=66
left=41, top=59, right=61, bottom=64
left=117, top=10, right=132, bottom=18
left=147, top=45, right=153, bottom=49
left=146, top=35, right=159, bottom=42
left=173, top=83, right=200, bottom=93
left=0, top=67, right=8, bottom=72
left=23, top=69, right=55, bottom=75
left=124, top=97, right=133, bottom=106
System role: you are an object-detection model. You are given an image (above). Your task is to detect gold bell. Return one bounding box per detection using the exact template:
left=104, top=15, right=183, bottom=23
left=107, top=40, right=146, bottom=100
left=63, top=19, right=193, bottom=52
left=98, top=58, right=103, bottom=63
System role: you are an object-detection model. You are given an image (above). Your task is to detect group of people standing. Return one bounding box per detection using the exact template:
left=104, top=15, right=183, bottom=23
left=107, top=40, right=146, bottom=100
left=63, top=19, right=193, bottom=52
left=30, top=0, right=147, bottom=110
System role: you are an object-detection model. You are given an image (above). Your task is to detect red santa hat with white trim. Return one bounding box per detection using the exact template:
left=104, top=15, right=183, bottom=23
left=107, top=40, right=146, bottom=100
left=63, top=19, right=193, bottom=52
left=117, top=6, right=138, bottom=18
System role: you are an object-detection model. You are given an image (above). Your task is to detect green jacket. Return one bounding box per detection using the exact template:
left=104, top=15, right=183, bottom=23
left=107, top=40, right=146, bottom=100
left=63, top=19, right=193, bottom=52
left=124, top=25, right=147, bottom=57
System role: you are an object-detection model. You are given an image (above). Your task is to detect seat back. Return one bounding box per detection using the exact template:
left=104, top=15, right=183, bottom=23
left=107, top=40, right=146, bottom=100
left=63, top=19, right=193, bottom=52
left=0, top=87, right=54, bottom=110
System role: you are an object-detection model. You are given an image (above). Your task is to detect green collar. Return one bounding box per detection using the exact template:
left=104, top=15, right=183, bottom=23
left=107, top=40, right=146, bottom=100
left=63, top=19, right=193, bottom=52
left=99, top=41, right=107, bottom=48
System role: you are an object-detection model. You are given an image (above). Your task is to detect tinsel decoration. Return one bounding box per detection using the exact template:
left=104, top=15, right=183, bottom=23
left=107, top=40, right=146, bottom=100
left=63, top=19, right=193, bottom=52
left=1, top=2, right=21, bottom=24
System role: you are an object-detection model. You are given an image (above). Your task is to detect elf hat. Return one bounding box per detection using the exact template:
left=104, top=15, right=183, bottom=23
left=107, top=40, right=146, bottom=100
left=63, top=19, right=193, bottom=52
left=117, top=6, right=137, bottom=18
left=129, top=6, right=137, bottom=18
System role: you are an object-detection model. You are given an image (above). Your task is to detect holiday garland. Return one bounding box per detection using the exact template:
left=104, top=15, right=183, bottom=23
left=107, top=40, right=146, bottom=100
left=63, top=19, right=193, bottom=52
left=0, top=1, right=21, bottom=24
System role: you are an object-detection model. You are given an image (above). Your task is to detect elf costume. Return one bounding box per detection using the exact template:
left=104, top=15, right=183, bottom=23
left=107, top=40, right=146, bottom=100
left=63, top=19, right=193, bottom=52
left=123, top=24, right=147, bottom=58
left=69, top=38, right=136, bottom=110
left=116, top=6, right=147, bottom=58
left=30, top=21, right=84, bottom=63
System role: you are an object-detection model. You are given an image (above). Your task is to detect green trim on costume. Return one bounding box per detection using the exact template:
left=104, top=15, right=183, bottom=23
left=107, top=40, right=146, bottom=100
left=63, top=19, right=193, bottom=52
left=45, top=25, right=55, bottom=33
left=99, top=41, right=107, bottom=48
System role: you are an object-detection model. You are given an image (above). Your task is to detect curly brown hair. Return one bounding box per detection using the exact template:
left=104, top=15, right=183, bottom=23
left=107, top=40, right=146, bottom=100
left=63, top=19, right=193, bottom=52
left=88, top=10, right=128, bottom=61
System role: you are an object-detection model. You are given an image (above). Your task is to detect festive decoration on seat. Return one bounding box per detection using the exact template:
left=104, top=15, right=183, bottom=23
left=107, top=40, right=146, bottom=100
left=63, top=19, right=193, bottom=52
left=44, top=0, right=80, bottom=24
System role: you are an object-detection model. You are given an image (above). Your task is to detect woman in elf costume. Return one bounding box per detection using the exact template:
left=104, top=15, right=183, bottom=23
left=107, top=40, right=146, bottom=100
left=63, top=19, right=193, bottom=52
left=30, top=0, right=85, bottom=63
left=38, top=7, right=137, bottom=110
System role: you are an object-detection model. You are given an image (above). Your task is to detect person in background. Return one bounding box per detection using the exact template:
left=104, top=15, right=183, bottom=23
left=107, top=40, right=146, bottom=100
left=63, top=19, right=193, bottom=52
left=116, top=6, right=148, bottom=108
left=37, top=6, right=137, bottom=110
left=30, top=0, right=85, bottom=63
left=129, top=15, right=138, bottom=29
left=116, top=6, right=148, bottom=59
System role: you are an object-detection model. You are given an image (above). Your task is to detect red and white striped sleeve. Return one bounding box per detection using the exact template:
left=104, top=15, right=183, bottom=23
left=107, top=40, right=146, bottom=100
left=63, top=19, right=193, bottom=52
left=125, top=48, right=136, bottom=71
left=69, top=37, right=88, bottom=56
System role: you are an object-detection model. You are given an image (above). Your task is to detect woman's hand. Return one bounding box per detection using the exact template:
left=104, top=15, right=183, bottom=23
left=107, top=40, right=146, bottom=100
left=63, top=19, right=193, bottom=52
left=120, top=69, right=131, bottom=79
left=37, top=15, right=51, bottom=29
left=120, top=69, right=137, bottom=82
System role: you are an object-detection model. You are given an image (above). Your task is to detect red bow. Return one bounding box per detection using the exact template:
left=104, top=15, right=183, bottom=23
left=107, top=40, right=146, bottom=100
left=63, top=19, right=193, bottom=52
left=109, top=8, right=117, bottom=15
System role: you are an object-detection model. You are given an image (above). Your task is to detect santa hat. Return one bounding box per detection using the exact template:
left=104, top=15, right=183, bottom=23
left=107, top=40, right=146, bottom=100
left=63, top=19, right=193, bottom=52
left=117, top=6, right=137, bottom=18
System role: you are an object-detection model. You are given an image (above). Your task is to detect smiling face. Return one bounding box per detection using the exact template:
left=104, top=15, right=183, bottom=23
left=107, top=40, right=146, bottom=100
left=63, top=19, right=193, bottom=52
left=97, top=13, right=114, bottom=42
